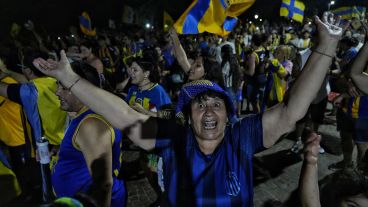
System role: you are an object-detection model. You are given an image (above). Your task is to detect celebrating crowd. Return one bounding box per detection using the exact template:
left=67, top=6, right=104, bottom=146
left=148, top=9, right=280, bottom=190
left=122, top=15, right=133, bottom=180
left=0, top=10, right=368, bottom=207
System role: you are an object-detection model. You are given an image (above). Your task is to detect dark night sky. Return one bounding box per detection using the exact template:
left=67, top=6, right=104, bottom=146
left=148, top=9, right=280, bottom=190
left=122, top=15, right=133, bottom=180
left=0, top=0, right=367, bottom=38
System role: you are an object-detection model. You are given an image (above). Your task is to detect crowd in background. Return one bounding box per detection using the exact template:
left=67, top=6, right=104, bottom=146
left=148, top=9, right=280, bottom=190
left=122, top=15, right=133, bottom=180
left=0, top=12, right=368, bottom=207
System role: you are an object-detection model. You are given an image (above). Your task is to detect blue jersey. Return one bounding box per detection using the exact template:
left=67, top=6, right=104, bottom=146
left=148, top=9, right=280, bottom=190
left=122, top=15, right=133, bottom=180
left=52, top=109, right=126, bottom=207
left=345, top=96, right=368, bottom=119
left=126, top=83, right=171, bottom=111
left=155, top=114, right=263, bottom=206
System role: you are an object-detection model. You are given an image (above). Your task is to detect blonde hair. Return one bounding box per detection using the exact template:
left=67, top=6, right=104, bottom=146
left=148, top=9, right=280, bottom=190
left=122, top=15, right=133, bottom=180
left=275, top=45, right=291, bottom=61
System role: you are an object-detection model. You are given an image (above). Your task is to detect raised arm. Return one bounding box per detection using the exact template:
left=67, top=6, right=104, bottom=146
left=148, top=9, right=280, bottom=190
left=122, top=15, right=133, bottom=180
left=33, top=51, right=155, bottom=150
left=299, top=132, right=321, bottom=207
left=350, top=23, right=368, bottom=94
left=168, top=28, right=191, bottom=73
left=262, top=13, right=342, bottom=148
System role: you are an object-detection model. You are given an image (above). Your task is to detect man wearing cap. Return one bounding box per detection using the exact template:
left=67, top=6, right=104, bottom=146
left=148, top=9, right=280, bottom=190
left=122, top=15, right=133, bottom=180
left=34, top=13, right=342, bottom=206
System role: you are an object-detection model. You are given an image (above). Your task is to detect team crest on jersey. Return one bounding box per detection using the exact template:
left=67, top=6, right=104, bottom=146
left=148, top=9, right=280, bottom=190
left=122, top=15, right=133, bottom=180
left=225, top=171, right=241, bottom=196
left=135, top=98, right=143, bottom=105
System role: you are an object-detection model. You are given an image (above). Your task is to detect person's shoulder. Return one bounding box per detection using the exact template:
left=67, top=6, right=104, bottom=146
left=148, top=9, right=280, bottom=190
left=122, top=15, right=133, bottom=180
left=150, top=84, right=167, bottom=93
left=237, top=114, right=262, bottom=127
left=80, top=113, right=111, bottom=129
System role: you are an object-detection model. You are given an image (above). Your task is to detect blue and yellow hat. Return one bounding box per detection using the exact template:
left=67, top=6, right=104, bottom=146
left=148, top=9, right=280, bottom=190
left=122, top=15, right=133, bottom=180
left=175, top=80, right=236, bottom=123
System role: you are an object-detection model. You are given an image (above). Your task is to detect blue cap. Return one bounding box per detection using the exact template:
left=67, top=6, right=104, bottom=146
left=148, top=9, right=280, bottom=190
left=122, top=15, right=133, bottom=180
left=175, top=80, right=236, bottom=123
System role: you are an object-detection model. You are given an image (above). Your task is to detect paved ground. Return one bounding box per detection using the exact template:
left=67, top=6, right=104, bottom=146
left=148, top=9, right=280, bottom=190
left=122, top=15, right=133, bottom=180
left=122, top=117, right=350, bottom=207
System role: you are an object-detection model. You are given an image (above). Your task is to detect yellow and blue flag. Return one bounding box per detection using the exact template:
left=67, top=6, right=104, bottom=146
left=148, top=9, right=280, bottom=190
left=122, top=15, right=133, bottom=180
left=79, top=12, right=96, bottom=36
left=174, top=0, right=255, bottom=36
left=280, top=0, right=305, bottom=23
left=331, top=6, right=366, bottom=20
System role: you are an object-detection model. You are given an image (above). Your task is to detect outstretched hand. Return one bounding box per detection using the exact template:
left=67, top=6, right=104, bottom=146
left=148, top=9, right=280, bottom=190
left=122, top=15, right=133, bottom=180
left=303, top=132, right=321, bottom=166
left=314, top=12, right=343, bottom=43
left=33, top=50, right=74, bottom=80
left=167, top=27, right=180, bottom=43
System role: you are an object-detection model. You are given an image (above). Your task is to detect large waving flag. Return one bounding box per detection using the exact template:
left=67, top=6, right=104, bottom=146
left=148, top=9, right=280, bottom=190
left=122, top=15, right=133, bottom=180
left=280, top=0, right=305, bottom=23
left=331, top=6, right=366, bottom=20
left=174, top=0, right=256, bottom=36
left=79, top=12, right=96, bottom=36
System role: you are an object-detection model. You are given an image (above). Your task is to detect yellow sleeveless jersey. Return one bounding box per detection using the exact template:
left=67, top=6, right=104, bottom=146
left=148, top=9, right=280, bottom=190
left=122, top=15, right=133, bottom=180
left=0, top=77, right=26, bottom=146
left=32, top=77, right=67, bottom=145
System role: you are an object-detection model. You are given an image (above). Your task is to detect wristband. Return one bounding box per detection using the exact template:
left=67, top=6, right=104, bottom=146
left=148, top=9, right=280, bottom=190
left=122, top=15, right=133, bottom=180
left=67, top=77, right=81, bottom=90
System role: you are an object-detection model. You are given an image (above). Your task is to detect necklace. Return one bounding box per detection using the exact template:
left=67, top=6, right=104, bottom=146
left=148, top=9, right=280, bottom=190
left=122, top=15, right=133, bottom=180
left=138, top=81, right=154, bottom=91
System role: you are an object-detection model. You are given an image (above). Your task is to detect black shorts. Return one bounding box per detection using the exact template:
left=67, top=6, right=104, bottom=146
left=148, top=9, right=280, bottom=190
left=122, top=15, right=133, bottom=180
left=354, top=118, right=368, bottom=144
left=310, top=98, right=328, bottom=124
left=297, top=98, right=328, bottom=124
left=336, top=108, right=354, bottom=132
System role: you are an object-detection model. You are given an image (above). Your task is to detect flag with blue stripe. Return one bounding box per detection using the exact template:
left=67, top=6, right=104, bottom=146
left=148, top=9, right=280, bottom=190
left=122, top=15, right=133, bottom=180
left=331, top=6, right=366, bottom=20
left=174, top=0, right=255, bottom=36
left=280, top=0, right=305, bottom=23
left=79, top=12, right=96, bottom=36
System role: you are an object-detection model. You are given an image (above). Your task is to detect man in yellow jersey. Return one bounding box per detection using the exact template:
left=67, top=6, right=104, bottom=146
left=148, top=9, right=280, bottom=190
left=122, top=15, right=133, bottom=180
left=0, top=50, right=66, bottom=149
left=0, top=70, right=27, bottom=191
left=0, top=50, right=67, bottom=201
left=0, top=57, right=41, bottom=197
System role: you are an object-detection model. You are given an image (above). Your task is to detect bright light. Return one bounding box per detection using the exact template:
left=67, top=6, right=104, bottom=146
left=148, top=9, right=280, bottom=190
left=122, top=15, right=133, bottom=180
left=249, top=21, right=252, bottom=24
left=71, top=34, right=75, bottom=38
left=260, top=19, right=263, bottom=22
left=256, top=27, right=259, bottom=30
left=330, top=1, right=335, bottom=5
left=145, top=23, right=151, bottom=29
left=254, top=14, right=259, bottom=19
left=308, top=21, right=312, bottom=25
left=164, top=24, right=168, bottom=28
left=57, top=37, right=61, bottom=40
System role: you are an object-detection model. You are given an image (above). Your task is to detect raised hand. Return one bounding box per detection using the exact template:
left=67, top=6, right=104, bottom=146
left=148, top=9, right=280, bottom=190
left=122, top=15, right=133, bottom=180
left=33, top=50, right=74, bottom=80
left=167, top=27, right=179, bottom=44
left=315, top=12, right=343, bottom=43
left=303, top=132, right=321, bottom=166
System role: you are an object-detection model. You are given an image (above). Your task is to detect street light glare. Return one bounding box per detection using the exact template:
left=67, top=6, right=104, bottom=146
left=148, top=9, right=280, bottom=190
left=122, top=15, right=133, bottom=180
left=145, top=23, right=151, bottom=29
left=254, top=14, right=259, bottom=19
left=330, top=1, right=335, bottom=5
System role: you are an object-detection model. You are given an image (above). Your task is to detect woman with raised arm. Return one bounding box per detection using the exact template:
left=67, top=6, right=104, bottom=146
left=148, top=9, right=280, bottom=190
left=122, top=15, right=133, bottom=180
left=168, top=28, right=225, bottom=88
